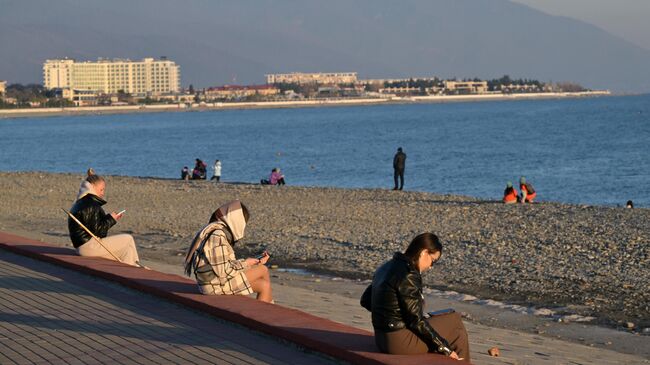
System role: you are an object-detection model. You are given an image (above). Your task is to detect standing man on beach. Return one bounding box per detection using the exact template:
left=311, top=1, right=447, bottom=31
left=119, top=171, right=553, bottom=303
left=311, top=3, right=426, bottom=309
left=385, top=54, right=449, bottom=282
left=393, top=147, right=407, bottom=191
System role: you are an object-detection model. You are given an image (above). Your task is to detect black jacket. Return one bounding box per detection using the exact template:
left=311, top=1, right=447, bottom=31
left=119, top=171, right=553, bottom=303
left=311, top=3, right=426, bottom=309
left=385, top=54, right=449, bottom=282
left=361, top=252, right=450, bottom=353
left=393, top=151, right=406, bottom=171
left=68, top=194, right=116, bottom=248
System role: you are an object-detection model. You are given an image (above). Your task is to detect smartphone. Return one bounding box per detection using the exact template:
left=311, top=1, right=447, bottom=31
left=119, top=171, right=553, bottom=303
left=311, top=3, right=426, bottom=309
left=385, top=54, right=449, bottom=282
left=117, top=209, right=126, bottom=215
left=427, top=308, right=455, bottom=317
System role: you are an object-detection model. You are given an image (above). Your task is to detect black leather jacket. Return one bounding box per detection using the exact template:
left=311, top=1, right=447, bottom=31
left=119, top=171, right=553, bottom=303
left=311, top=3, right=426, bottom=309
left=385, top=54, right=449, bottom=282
left=361, top=252, right=450, bottom=353
left=68, top=194, right=116, bottom=248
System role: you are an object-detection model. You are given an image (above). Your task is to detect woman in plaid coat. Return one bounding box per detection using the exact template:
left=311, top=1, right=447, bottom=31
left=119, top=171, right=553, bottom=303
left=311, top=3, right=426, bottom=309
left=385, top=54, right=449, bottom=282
left=184, top=200, right=273, bottom=302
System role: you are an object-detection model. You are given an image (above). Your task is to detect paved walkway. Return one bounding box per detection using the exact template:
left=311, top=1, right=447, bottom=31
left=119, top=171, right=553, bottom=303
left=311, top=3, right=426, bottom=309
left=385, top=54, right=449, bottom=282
left=0, top=250, right=336, bottom=365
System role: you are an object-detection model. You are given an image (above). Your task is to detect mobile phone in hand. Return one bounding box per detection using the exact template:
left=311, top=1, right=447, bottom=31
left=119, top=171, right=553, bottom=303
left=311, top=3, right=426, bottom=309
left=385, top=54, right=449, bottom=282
left=117, top=209, right=126, bottom=216
left=427, top=308, right=455, bottom=317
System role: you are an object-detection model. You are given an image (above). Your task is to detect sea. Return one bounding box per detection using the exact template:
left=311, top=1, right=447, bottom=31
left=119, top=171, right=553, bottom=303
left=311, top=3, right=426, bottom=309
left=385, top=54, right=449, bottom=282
left=1, top=95, right=648, bottom=207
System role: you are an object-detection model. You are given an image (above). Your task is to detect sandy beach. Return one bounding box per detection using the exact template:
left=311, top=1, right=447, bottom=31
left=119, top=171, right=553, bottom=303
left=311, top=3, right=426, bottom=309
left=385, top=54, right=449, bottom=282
left=1, top=171, right=648, bottom=361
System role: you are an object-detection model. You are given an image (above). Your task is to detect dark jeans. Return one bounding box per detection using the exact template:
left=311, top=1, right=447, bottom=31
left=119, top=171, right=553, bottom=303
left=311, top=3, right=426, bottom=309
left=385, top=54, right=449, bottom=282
left=394, top=169, right=404, bottom=190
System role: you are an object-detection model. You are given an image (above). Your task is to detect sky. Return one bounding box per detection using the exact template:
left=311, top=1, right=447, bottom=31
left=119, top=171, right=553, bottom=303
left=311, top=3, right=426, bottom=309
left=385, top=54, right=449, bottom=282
left=511, top=0, right=650, bottom=50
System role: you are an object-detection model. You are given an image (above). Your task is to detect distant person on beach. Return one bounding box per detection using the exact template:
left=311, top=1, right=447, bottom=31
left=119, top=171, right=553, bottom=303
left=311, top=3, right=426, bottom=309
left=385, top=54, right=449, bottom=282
left=184, top=200, right=273, bottom=302
left=393, top=147, right=406, bottom=190
left=360, top=233, right=469, bottom=360
left=211, top=159, right=221, bottom=182
left=503, top=181, right=519, bottom=204
left=192, top=158, right=207, bottom=180
left=181, top=166, right=190, bottom=180
left=68, top=173, right=142, bottom=266
left=519, top=176, right=537, bottom=203
left=261, top=168, right=286, bottom=185
left=626, top=200, right=634, bottom=209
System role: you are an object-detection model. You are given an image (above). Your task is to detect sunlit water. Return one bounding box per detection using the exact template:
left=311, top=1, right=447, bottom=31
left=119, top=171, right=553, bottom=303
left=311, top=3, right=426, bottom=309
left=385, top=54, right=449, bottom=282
left=1, top=95, right=648, bottom=206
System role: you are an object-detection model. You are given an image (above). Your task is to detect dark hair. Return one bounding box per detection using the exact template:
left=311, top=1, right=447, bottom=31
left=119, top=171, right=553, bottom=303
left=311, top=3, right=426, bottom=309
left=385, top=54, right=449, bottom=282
left=85, top=174, right=105, bottom=185
left=626, top=200, right=634, bottom=208
left=403, top=232, right=442, bottom=266
left=209, top=202, right=251, bottom=223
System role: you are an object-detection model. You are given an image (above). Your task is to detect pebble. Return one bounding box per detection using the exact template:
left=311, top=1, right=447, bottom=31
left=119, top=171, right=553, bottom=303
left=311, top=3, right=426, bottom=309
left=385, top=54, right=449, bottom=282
left=488, top=347, right=500, bottom=357
left=2, top=172, right=649, bottom=331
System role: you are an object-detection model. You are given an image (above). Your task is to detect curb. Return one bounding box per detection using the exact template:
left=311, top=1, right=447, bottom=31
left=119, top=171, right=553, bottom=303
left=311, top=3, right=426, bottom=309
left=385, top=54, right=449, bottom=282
left=0, top=231, right=461, bottom=365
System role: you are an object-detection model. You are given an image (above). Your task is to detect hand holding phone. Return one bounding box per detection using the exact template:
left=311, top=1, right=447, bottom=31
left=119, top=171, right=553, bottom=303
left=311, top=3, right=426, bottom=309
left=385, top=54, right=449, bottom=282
left=117, top=209, right=126, bottom=216
left=255, top=251, right=270, bottom=265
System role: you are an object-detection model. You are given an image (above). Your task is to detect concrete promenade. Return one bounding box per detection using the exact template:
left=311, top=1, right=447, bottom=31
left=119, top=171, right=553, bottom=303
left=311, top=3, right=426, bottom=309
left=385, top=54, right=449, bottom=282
left=0, top=232, right=456, bottom=365
left=1, top=231, right=648, bottom=365
left=0, top=250, right=336, bottom=365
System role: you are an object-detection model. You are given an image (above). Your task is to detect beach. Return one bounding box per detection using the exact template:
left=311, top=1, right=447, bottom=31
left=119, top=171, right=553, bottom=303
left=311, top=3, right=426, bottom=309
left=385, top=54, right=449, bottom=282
left=1, top=171, right=647, bottom=326
left=0, top=91, right=610, bottom=119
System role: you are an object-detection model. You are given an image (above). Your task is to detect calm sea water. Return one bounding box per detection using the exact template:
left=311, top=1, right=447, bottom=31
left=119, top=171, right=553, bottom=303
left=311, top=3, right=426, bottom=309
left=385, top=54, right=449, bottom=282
left=1, top=95, right=648, bottom=206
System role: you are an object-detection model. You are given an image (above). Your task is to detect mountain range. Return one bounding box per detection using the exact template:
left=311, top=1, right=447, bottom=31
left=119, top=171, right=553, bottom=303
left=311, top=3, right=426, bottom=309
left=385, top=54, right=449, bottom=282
left=1, top=0, right=649, bottom=92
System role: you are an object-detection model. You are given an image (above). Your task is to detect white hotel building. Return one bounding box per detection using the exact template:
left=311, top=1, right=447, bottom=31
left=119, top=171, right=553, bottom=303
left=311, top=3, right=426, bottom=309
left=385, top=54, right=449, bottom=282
left=43, top=58, right=181, bottom=96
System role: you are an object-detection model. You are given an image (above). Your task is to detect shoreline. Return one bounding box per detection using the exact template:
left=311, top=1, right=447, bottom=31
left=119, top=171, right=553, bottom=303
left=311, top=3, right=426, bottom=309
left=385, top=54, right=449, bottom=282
left=1, top=170, right=637, bottom=209
left=0, top=91, right=611, bottom=119
left=1, top=171, right=647, bottom=334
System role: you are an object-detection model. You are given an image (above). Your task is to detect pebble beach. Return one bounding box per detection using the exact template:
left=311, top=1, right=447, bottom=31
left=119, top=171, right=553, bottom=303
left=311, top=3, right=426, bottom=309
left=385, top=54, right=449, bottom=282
left=1, top=171, right=648, bottom=332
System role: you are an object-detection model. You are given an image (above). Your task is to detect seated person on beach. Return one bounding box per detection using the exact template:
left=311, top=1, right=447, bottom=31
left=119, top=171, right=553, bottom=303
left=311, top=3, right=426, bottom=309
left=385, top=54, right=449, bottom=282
left=181, top=166, right=190, bottom=180
left=68, top=172, right=142, bottom=267
left=261, top=168, right=286, bottom=185
left=360, top=233, right=469, bottom=361
left=519, top=176, right=537, bottom=203
left=184, top=200, right=273, bottom=302
left=503, top=181, right=519, bottom=204
left=626, top=200, right=634, bottom=209
left=192, top=158, right=207, bottom=180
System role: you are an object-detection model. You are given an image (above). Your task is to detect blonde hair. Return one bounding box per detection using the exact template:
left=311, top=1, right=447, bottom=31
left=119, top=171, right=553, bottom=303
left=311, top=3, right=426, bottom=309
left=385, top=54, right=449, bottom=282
left=87, top=168, right=96, bottom=177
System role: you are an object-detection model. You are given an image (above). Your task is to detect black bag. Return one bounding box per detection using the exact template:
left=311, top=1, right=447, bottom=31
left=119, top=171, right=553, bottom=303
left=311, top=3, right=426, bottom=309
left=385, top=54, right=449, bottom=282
left=525, top=183, right=535, bottom=194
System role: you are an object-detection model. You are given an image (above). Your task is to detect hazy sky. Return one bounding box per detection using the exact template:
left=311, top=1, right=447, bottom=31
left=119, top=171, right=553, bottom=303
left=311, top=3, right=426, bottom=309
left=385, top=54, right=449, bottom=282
left=511, top=0, right=650, bottom=50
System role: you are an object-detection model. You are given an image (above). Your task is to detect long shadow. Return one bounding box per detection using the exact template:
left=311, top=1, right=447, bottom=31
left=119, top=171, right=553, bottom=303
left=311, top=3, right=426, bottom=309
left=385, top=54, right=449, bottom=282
left=0, top=276, right=80, bottom=294
left=278, top=326, right=378, bottom=352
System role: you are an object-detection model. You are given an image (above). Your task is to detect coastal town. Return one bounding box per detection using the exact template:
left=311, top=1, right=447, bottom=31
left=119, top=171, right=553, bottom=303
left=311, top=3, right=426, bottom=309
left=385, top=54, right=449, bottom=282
left=0, top=57, right=608, bottom=113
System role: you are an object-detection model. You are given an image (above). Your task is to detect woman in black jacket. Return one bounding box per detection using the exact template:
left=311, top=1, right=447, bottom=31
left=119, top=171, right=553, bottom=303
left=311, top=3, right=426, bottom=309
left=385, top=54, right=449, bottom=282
left=68, top=173, right=141, bottom=266
left=361, top=233, right=469, bottom=361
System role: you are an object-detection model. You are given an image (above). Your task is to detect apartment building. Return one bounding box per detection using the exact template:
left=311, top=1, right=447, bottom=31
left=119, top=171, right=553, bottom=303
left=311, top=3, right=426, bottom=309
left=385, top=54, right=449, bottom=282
left=0, top=80, right=7, bottom=96
left=43, top=58, right=181, bottom=96
left=266, top=72, right=357, bottom=85
left=205, top=85, right=280, bottom=99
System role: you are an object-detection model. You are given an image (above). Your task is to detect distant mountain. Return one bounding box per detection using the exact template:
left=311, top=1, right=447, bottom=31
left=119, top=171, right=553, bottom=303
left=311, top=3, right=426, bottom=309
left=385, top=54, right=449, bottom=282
left=1, top=0, right=649, bottom=92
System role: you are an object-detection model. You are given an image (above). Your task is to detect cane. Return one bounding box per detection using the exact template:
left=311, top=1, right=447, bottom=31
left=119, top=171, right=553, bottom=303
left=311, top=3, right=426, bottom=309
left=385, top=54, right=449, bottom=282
left=63, top=208, right=145, bottom=268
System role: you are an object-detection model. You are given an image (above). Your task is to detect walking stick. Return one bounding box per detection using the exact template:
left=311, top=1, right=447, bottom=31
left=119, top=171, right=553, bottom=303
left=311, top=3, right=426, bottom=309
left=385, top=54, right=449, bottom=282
left=63, top=208, right=145, bottom=268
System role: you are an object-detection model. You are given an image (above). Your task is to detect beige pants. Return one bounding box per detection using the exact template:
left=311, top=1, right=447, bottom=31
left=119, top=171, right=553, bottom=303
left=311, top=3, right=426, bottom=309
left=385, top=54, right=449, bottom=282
left=76, top=234, right=140, bottom=266
left=375, top=312, right=470, bottom=361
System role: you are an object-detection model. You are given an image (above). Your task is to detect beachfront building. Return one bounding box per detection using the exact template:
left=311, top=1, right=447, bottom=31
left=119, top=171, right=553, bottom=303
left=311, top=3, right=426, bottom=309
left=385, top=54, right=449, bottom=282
left=266, top=72, right=357, bottom=85
left=61, top=88, right=98, bottom=107
left=0, top=80, right=6, bottom=96
left=444, top=81, right=488, bottom=94
left=378, top=86, right=421, bottom=95
left=43, top=58, right=181, bottom=96
left=497, top=84, right=543, bottom=93
left=205, top=85, right=280, bottom=100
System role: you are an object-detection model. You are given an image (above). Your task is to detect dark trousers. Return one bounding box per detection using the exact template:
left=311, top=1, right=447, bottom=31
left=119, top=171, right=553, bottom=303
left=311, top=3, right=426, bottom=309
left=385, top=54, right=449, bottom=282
left=374, top=312, right=470, bottom=361
left=394, top=169, right=404, bottom=190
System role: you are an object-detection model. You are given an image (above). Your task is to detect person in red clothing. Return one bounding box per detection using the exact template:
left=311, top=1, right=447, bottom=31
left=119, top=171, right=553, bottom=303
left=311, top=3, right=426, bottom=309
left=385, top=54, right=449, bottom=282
left=519, top=176, right=537, bottom=203
left=503, top=181, right=519, bottom=204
